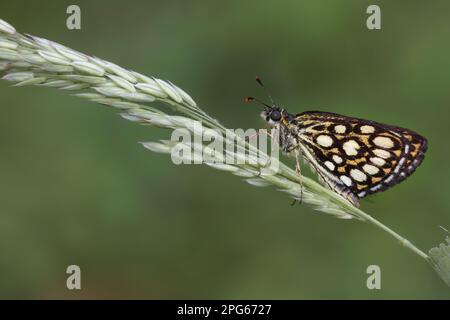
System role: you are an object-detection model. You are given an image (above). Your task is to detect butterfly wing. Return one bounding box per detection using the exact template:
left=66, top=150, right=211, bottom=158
left=293, top=111, right=428, bottom=206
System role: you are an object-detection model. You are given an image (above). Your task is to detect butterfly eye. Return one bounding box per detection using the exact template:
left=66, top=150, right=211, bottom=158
left=270, top=110, right=281, bottom=121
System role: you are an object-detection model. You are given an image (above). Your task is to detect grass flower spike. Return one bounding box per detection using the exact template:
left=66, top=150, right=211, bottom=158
left=0, top=18, right=449, bottom=288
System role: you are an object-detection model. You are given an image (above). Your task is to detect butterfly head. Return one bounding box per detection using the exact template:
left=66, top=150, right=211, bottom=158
left=260, top=105, right=285, bottom=126
left=245, top=96, right=285, bottom=126
left=245, top=76, right=292, bottom=127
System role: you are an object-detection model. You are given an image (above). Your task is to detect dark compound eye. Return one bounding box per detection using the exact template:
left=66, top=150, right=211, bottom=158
left=270, top=110, right=281, bottom=121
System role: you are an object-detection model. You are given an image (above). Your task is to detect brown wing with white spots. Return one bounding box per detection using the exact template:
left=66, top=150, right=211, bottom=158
left=293, top=111, right=428, bottom=203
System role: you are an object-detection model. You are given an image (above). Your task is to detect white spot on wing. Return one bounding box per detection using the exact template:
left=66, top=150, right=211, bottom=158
left=374, top=136, right=394, bottom=149
left=343, top=140, right=360, bottom=156
left=363, top=164, right=379, bottom=175
left=334, top=125, right=346, bottom=134
left=394, top=157, right=406, bottom=173
left=316, top=135, right=333, bottom=147
left=332, top=155, right=343, bottom=164
left=324, top=161, right=335, bottom=171
left=360, top=125, right=375, bottom=134
left=404, top=144, right=410, bottom=153
left=350, top=168, right=367, bottom=182
left=373, top=149, right=391, bottom=159
left=340, top=175, right=352, bottom=187
left=370, top=184, right=383, bottom=192
left=370, top=157, right=386, bottom=166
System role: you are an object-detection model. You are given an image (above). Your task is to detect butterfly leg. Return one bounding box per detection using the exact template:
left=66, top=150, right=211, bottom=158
left=291, top=148, right=304, bottom=205
left=255, top=129, right=275, bottom=177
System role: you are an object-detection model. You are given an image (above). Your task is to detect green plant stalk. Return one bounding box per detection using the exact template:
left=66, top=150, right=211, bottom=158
left=0, top=18, right=448, bottom=287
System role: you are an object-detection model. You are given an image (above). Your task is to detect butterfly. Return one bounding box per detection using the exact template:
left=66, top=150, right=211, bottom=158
left=246, top=77, right=428, bottom=207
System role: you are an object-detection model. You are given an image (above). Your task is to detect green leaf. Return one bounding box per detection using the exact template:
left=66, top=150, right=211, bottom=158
left=429, top=236, right=450, bottom=287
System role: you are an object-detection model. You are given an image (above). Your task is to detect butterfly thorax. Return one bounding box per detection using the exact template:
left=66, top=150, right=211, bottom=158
left=261, top=106, right=299, bottom=152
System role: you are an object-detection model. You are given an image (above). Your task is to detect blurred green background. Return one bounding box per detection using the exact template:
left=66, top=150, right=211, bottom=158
left=0, top=0, right=449, bottom=299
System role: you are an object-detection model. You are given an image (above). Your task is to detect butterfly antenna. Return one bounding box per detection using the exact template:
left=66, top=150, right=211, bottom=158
left=255, top=76, right=275, bottom=106
left=244, top=96, right=271, bottom=108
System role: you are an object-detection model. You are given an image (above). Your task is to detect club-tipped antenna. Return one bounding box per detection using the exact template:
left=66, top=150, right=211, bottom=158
left=244, top=96, right=271, bottom=108
left=255, top=76, right=275, bottom=105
